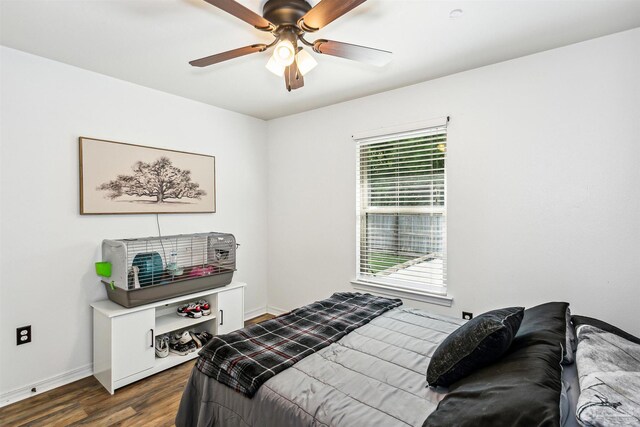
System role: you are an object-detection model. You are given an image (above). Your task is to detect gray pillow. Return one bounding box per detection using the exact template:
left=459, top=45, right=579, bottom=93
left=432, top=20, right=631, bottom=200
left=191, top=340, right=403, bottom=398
left=427, top=306, right=524, bottom=387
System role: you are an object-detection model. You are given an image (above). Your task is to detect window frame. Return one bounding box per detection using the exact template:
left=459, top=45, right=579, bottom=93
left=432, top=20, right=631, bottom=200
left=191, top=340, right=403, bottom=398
left=352, top=118, right=452, bottom=306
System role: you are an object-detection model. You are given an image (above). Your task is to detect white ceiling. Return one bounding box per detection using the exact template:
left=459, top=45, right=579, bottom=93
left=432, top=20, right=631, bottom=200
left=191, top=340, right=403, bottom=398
left=2, top=0, right=640, bottom=120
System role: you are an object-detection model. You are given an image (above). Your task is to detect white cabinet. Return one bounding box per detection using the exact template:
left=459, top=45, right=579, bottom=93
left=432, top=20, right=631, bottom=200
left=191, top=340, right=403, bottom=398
left=217, top=286, right=245, bottom=335
left=91, top=282, right=246, bottom=394
left=112, top=309, right=155, bottom=381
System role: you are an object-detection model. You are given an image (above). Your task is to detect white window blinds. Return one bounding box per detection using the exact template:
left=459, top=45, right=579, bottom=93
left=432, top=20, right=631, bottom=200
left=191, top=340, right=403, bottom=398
left=355, top=118, right=448, bottom=295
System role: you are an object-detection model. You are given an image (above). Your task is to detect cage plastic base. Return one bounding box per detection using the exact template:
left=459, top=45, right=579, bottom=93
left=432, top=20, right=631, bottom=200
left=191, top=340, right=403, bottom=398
left=102, top=270, right=234, bottom=308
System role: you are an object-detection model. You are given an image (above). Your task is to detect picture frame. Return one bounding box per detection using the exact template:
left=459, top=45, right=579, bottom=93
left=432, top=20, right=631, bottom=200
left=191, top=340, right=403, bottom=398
left=79, top=137, right=216, bottom=215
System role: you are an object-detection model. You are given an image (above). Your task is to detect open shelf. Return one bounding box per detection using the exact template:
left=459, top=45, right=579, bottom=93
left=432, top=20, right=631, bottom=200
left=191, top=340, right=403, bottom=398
left=155, top=313, right=216, bottom=336
left=154, top=349, right=201, bottom=371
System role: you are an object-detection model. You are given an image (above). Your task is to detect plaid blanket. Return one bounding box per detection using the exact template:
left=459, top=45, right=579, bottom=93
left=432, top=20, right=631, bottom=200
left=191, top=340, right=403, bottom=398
left=196, top=292, right=402, bottom=397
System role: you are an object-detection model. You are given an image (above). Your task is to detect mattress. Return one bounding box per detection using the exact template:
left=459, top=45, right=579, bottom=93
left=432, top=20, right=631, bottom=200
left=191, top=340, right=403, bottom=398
left=176, top=307, right=466, bottom=427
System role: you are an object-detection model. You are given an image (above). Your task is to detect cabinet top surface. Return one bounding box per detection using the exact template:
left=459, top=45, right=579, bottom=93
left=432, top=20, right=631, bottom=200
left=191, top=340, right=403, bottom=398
left=91, top=282, right=246, bottom=317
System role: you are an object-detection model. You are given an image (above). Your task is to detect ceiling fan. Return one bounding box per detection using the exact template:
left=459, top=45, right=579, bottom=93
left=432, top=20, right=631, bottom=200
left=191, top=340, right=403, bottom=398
left=189, top=0, right=392, bottom=92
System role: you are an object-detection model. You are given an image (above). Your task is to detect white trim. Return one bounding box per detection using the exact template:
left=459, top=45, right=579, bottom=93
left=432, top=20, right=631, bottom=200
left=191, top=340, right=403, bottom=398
left=363, top=206, right=446, bottom=214
left=351, top=280, right=453, bottom=307
left=244, top=305, right=268, bottom=321
left=266, top=305, right=289, bottom=316
left=0, top=363, right=93, bottom=408
left=352, top=116, right=448, bottom=141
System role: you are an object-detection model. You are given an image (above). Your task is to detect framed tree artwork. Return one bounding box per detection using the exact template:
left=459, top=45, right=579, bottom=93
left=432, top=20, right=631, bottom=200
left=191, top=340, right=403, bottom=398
left=79, top=137, right=216, bottom=214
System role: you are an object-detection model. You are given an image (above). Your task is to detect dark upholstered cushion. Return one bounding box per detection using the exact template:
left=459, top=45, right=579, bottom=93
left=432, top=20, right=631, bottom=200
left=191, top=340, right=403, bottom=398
left=426, top=306, right=524, bottom=387
left=424, top=302, right=569, bottom=427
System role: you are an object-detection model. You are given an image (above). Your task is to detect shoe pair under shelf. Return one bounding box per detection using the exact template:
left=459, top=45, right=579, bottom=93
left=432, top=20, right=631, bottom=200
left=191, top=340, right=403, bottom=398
left=156, top=330, right=215, bottom=357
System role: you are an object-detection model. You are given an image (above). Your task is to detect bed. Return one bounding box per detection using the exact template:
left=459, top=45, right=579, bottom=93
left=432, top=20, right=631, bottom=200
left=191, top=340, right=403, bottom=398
left=176, top=294, right=582, bottom=427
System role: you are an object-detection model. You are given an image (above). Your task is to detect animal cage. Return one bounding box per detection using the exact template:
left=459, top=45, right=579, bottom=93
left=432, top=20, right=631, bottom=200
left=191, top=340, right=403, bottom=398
left=100, top=232, right=237, bottom=307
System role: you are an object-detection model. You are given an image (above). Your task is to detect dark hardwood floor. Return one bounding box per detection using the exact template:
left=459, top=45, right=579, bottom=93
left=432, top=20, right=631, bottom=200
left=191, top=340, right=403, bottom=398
left=0, top=314, right=276, bottom=427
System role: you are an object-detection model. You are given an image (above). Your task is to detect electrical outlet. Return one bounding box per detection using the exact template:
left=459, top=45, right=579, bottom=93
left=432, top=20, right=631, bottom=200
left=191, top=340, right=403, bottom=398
left=17, top=325, right=31, bottom=345
left=462, top=312, right=473, bottom=320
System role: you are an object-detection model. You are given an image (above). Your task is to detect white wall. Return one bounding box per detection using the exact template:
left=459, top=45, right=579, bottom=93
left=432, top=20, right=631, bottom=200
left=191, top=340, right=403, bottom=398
left=0, top=47, right=269, bottom=399
left=2, top=26, right=640, bottom=404
left=266, top=28, right=640, bottom=335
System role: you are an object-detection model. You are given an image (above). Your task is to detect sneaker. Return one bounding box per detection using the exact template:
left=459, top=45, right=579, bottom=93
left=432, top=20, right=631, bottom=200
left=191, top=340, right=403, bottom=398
left=196, top=331, right=214, bottom=346
left=176, top=303, right=192, bottom=317
left=171, top=330, right=193, bottom=345
left=189, top=331, right=203, bottom=348
left=169, top=340, right=197, bottom=356
left=177, top=302, right=202, bottom=318
left=155, top=335, right=169, bottom=358
left=188, top=305, right=202, bottom=318
left=196, top=300, right=211, bottom=316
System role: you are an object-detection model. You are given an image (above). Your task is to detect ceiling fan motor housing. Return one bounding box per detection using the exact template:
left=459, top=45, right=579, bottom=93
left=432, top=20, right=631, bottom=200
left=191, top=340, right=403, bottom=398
left=263, top=0, right=312, bottom=27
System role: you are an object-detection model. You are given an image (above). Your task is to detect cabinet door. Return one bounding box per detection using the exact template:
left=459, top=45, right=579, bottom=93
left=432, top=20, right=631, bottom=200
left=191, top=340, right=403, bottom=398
left=217, top=287, right=244, bottom=335
left=112, top=309, right=155, bottom=381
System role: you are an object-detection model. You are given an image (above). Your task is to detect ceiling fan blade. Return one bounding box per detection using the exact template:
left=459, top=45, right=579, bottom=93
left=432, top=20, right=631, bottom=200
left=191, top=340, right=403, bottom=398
left=189, top=44, right=268, bottom=67
left=202, top=0, right=274, bottom=31
left=284, top=61, right=304, bottom=92
left=298, top=0, right=366, bottom=32
left=313, top=39, right=392, bottom=67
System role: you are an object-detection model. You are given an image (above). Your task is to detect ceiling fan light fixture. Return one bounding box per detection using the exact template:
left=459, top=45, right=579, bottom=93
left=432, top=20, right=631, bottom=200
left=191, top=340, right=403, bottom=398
left=266, top=55, right=286, bottom=76
left=189, top=0, right=393, bottom=92
left=295, top=49, right=318, bottom=76
left=273, top=39, right=296, bottom=66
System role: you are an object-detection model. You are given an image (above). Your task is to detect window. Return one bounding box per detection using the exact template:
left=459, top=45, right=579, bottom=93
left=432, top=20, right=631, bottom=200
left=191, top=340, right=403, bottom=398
left=354, top=118, right=448, bottom=298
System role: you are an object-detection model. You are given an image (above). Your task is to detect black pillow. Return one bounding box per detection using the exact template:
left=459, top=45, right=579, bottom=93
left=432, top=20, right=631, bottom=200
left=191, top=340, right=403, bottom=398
left=426, top=306, right=524, bottom=387
left=424, top=302, right=569, bottom=427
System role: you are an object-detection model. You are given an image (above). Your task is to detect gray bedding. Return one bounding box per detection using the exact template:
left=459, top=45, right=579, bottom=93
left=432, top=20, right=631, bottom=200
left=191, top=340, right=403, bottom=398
left=176, top=307, right=465, bottom=427
left=562, top=361, right=581, bottom=427
left=574, top=324, right=640, bottom=426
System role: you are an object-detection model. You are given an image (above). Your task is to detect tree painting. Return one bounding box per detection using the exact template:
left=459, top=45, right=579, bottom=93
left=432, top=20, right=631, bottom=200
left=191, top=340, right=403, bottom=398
left=98, top=157, right=206, bottom=203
